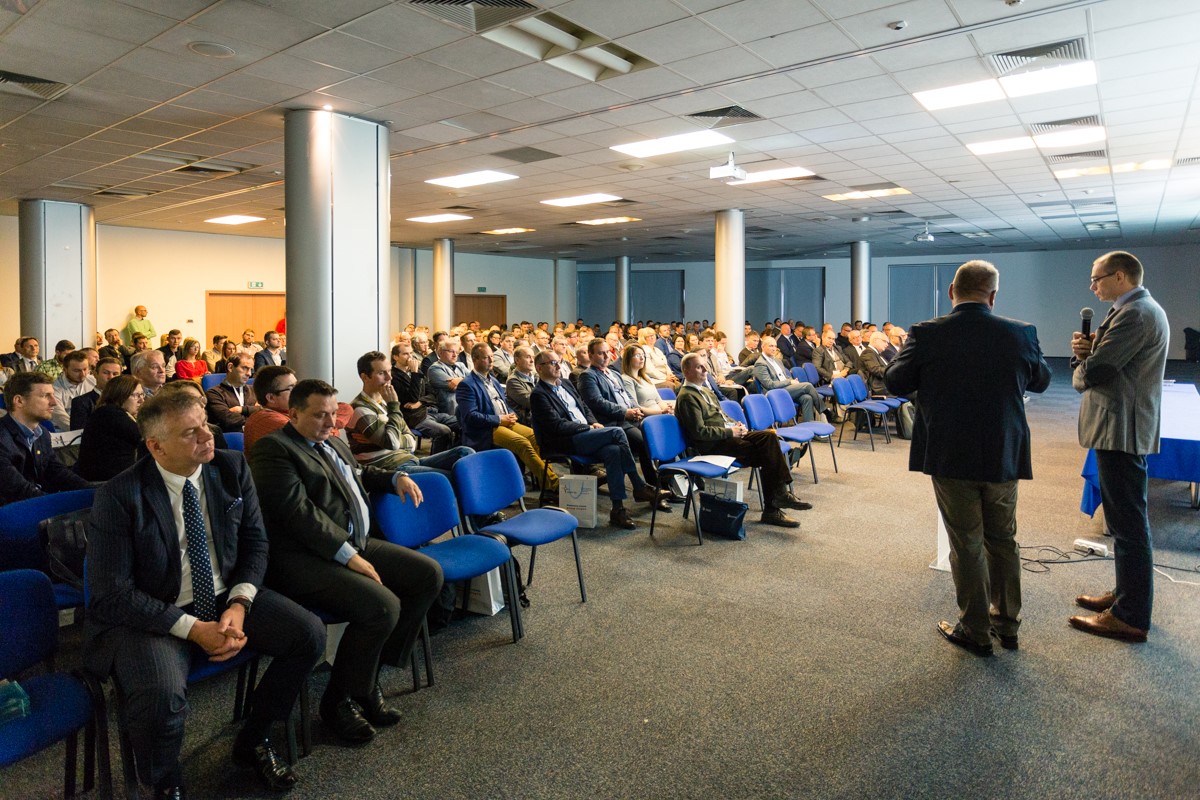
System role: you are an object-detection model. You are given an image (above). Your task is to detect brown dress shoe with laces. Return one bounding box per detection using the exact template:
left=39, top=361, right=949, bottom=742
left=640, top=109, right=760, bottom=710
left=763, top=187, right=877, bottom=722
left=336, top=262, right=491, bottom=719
left=1068, top=609, right=1147, bottom=643
left=1075, top=590, right=1116, bottom=613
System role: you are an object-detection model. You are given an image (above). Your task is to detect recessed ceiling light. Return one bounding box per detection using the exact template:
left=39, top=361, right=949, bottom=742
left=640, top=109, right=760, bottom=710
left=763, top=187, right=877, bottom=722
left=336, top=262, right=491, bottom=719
left=726, top=165, right=816, bottom=185
left=1054, top=158, right=1172, bottom=179
left=967, top=126, right=1105, bottom=156
left=322, top=104, right=333, bottom=111
left=913, top=61, right=1097, bottom=111
left=407, top=213, right=473, bottom=223
left=188, top=41, right=236, bottom=58
left=821, top=188, right=912, bottom=201
left=482, top=227, right=536, bottom=235
left=610, top=130, right=734, bottom=158
left=205, top=215, right=264, bottom=225
left=966, top=136, right=1036, bottom=155
left=576, top=216, right=641, bottom=225
left=426, top=170, right=518, bottom=188
left=541, top=193, right=622, bottom=207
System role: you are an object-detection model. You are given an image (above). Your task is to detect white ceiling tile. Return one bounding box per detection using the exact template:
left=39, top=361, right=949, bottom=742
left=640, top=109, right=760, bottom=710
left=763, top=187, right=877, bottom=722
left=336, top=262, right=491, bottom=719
left=554, top=0, right=691, bottom=40
left=285, top=31, right=404, bottom=74
left=419, top=37, right=535, bottom=79
left=700, top=0, right=827, bottom=43
left=601, top=66, right=698, bottom=100
left=368, top=58, right=473, bottom=93
left=318, top=77, right=417, bottom=108
left=116, top=0, right=216, bottom=21
left=870, top=36, right=978, bottom=72
left=621, top=17, right=738, bottom=64
left=967, top=9, right=1088, bottom=54
left=430, top=81, right=529, bottom=112
left=204, top=72, right=308, bottom=104
left=837, top=0, right=961, bottom=49
left=665, top=46, right=773, bottom=85
left=249, top=0, right=391, bottom=29
left=486, top=64, right=590, bottom=95
left=336, top=4, right=466, bottom=56
left=746, top=23, right=859, bottom=68
left=241, top=52, right=355, bottom=91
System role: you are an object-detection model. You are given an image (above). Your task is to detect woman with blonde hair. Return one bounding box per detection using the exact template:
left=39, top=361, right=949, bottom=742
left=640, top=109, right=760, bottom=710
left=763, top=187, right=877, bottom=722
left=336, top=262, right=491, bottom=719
left=620, top=344, right=672, bottom=416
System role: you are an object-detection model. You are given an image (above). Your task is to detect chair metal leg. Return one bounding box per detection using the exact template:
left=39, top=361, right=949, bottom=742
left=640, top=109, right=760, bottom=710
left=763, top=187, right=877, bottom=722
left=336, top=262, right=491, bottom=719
left=687, top=476, right=703, bottom=545
left=284, top=705, right=299, bottom=765
left=420, top=619, right=434, bottom=687
left=754, top=467, right=764, bottom=508
left=648, top=469, right=662, bottom=538
left=826, top=436, right=838, bottom=472
left=502, top=558, right=523, bottom=641
left=569, top=531, right=587, bottom=603
left=64, top=729, right=78, bottom=799
left=527, top=545, right=538, bottom=586
left=298, top=678, right=312, bottom=757
left=409, top=647, right=419, bottom=694
left=83, top=673, right=113, bottom=800
left=808, top=445, right=818, bottom=484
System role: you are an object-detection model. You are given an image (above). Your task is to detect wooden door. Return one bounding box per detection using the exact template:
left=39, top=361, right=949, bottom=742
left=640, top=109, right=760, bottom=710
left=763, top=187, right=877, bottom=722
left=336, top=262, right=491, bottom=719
left=454, top=294, right=508, bottom=330
left=205, top=292, right=287, bottom=347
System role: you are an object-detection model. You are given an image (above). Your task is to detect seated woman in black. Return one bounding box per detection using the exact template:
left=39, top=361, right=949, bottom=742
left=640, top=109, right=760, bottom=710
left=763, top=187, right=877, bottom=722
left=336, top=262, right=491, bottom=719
left=76, top=375, right=146, bottom=481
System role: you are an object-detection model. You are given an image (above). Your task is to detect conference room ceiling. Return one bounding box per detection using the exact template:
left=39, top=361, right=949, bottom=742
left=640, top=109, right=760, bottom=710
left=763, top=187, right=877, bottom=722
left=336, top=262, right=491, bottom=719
left=0, top=0, right=1197, bottom=262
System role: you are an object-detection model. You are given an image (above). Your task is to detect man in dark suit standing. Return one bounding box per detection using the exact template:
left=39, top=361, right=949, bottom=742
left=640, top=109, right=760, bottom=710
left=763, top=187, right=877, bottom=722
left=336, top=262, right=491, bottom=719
left=85, top=391, right=325, bottom=797
left=886, top=260, right=1051, bottom=656
left=249, top=379, right=443, bottom=744
left=1068, top=250, right=1169, bottom=643
left=0, top=372, right=89, bottom=506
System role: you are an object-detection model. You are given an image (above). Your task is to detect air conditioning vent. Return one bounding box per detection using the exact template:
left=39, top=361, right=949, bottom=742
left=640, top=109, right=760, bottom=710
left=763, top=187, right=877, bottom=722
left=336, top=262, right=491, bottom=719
left=1174, top=156, right=1200, bottom=166
left=686, top=105, right=763, bottom=129
left=409, top=0, right=539, bottom=33
left=0, top=69, right=69, bottom=101
left=1030, top=116, right=1101, bottom=133
left=491, top=146, right=558, bottom=164
left=1047, top=149, right=1106, bottom=162
left=990, top=37, right=1088, bottom=76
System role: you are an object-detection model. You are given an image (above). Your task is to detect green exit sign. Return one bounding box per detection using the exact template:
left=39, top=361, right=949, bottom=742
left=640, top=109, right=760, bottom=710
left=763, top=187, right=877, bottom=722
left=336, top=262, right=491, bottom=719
left=247, top=281, right=264, bottom=289
left=477, top=286, right=487, bottom=293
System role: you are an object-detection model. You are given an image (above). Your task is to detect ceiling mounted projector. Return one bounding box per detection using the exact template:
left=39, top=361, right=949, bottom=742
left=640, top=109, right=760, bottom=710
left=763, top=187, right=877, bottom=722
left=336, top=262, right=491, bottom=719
left=709, top=151, right=746, bottom=181
left=914, top=222, right=935, bottom=243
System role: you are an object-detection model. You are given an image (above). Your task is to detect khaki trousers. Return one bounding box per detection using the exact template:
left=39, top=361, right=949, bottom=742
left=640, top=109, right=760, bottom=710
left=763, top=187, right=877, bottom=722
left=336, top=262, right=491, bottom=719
left=493, top=423, right=558, bottom=490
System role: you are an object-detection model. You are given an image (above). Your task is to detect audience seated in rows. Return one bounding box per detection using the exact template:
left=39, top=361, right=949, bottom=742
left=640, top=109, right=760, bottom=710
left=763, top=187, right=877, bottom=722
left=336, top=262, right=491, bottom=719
left=50, top=350, right=95, bottom=431
left=389, top=340, right=458, bottom=453
left=75, top=375, right=146, bottom=481
left=504, top=346, right=537, bottom=428
left=243, top=366, right=296, bottom=453
left=70, top=357, right=123, bottom=430
left=36, top=339, right=74, bottom=380
left=207, top=353, right=258, bottom=432
left=174, top=337, right=208, bottom=381
left=753, top=336, right=824, bottom=422
left=577, top=339, right=662, bottom=491
left=0, top=372, right=89, bottom=505
left=254, top=330, right=286, bottom=371
left=619, top=344, right=673, bottom=416
left=157, top=329, right=182, bottom=379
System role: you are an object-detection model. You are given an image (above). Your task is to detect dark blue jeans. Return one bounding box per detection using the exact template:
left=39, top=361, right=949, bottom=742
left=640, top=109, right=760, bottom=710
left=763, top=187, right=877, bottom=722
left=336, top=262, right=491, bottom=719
left=1094, top=449, right=1153, bottom=630
left=570, top=426, right=642, bottom=504
left=396, top=446, right=474, bottom=481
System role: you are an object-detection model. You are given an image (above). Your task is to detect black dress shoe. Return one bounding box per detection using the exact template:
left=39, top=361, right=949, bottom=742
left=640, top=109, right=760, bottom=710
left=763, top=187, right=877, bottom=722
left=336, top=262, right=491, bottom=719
left=232, top=737, right=298, bottom=792
left=156, top=786, right=186, bottom=800
left=937, top=620, right=993, bottom=656
left=773, top=492, right=813, bottom=511
left=609, top=507, right=637, bottom=529
left=352, top=684, right=402, bottom=727
left=759, top=508, right=800, bottom=528
left=320, top=694, right=376, bottom=744
left=989, top=627, right=1019, bottom=650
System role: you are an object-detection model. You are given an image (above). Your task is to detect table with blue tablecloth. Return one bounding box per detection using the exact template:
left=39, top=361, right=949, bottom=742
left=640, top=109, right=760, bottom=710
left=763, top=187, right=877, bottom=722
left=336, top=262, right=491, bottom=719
left=1080, top=382, right=1200, bottom=514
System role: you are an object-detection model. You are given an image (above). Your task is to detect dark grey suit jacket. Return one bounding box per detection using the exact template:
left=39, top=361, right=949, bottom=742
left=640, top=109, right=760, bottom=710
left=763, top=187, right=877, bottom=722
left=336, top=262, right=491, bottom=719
left=84, top=450, right=267, bottom=673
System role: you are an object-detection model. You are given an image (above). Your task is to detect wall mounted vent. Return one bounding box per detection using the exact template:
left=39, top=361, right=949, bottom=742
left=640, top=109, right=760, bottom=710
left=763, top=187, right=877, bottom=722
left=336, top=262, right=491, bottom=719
left=0, top=68, right=69, bottom=101
left=409, top=0, right=539, bottom=33
left=1030, top=115, right=1101, bottom=133
left=686, top=105, right=763, bottom=129
left=1047, top=149, right=1106, bottom=162
left=989, top=37, right=1088, bottom=75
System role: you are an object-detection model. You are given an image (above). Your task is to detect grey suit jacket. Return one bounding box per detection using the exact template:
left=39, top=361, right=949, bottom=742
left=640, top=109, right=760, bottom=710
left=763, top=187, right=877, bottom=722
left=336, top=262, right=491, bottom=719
left=1073, top=287, right=1169, bottom=454
left=85, top=450, right=267, bottom=672
left=753, top=355, right=794, bottom=391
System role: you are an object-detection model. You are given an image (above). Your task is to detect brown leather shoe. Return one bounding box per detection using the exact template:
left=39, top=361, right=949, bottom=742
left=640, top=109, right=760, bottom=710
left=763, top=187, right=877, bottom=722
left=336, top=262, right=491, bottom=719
left=632, top=485, right=669, bottom=504
left=1075, top=590, right=1116, bottom=613
left=609, top=507, right=637, bottom=529
left=759, top=508, right=800, bottom=529
left=1068, top=609, right=1147, bottom=643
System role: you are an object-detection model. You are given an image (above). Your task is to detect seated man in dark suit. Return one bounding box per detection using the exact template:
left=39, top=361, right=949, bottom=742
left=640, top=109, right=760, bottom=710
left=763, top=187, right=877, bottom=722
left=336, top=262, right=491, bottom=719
left=842, top=329, right=867, bottom=376
left=206, top=353, right=258, bottom=432
left=775, top=323, right=798, bottom=368
left=70, top=357, right=123, bottom=430
left=859, top=332, right=893, bottom=396
left=0, top=372, right=89, bottom=506
left=504, top=346, right=537, bottom=427
left=85, top=391, right=326, bottom=797
left=254, top=330, right=286, bottom=371
left=794, top=326, right=818, bottom=366
left=577, top=339, right=658, bottom=487
left=97, top=328, right=132, bottom=365
left=675, top=353, right=808, bottom=528
left=530, top=350, right=668, bottom=529
left=248, top=380, right=443, bottom=745
left=753, top=336, right=822, bottom=421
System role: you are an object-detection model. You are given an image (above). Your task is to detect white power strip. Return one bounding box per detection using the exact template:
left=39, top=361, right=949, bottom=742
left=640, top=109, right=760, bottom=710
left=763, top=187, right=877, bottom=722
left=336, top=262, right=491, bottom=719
left=1074, top=538, right=1110, bottom=557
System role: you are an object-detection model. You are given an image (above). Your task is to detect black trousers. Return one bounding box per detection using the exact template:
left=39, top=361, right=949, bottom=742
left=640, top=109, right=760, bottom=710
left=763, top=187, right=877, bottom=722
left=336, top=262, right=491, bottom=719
left=267, top=539, right=444, bottom=698
left=612, top=421, right=657, bottom=485
left=106, top=589, right=325, bottom=788
left=701, top=430, right=793, bottom=507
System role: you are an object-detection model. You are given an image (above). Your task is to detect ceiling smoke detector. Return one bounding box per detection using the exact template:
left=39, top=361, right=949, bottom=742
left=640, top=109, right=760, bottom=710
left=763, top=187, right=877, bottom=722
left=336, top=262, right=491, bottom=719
left=914, top=223, right=935, bottom=243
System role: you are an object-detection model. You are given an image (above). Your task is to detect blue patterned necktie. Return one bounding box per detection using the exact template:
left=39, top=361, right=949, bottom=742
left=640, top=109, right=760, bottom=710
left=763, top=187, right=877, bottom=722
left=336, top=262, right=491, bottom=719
left=182, top=479, right=218, bottom=622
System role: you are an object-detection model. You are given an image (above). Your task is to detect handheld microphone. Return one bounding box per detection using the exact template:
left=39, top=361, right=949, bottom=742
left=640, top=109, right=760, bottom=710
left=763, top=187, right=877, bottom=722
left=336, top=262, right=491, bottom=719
left=1080, top=307, right=1094, bottom=337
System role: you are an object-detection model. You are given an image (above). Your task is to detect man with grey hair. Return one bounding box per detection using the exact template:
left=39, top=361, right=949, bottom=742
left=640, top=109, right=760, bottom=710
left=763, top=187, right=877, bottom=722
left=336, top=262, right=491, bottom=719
left=131, top=349, right=168, bottom=399
left=858, top=331, right=894, bottom=396
left=1068, top=250, right=1169, bottom=643
left=427, top=338, right=468, bottom=415
left=885, top=259, right=1051, bottom=656
left=753, top=336, right=821, bottom=421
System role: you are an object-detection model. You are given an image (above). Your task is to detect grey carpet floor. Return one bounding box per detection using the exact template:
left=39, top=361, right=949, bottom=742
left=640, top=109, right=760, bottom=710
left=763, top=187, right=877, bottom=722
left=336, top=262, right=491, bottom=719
left=7, top=359, right=1200, bottom=800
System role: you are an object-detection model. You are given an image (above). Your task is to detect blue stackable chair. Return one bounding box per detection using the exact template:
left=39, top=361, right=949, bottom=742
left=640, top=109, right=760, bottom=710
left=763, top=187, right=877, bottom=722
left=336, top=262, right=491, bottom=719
left=0, top=488, right=96, bottom=612
left=847, top=373, right=907, bottom=433
left=454, top=450, right=587, bottom=604
left=657, top=387, right=677, bottom=401
left=200, top=374, right=224, bottom=391
left=373, top=472, right=523, bottom=644
left=222, top=431, right=245, bottom=452
left=744, top=394, right=818, bottom=483
left=641, top=415, right=740, bottom=545
left=720, top=398, right=777, bottom=506
left=0, top=569, right=111, bottom=799
left=831, top=378, right=891, bottom=450
left=800, top=362, right=836, bottom=402
left=764, top=389, right=835, bottom=481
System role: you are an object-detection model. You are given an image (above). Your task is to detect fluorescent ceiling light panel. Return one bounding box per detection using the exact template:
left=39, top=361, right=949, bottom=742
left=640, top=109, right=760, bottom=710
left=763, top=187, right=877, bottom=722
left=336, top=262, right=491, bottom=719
left=822, top=188, right=912, bottom=202
left=1054, top=158, right=1172, bottom=179
left=407, top=213, right=473, bottom=223
left=205, top=215, right=264, bottom=225
left=914, top=61, right=1097, bottom=111
left=541, top=193, right=622, bottom=207
left=726, top=166, right=816, bottom=185
left=967, top=136, right=1036, bottom=155
left=482, top=227, right=536, bottom=234
left=998, top=61, right=1097, bottom=98
left=610, top=130, right=734, bottom=158
left=425, top=170, right=518, bottom=188
left=1032, top=126, right=1106, bottom=149
left=576, top=216, right=641, bottom=225
left=913, top=78, right=1006, bottom=111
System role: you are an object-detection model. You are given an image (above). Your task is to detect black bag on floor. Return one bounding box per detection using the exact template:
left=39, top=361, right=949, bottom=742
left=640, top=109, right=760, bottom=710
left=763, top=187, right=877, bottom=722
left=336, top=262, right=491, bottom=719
left=38, top=508, right=90, bottom=590
left=698, top=493, right=748, bottom=540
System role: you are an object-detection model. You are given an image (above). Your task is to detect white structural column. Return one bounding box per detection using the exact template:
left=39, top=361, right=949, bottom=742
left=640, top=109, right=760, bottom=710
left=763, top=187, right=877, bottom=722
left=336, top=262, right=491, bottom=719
left=715, top=208, right=746, bottom=358
left=284, top=109, right=390, bottom=393
left=554, top=258, right=576, bottom=324
left=615, top=256, right=631, bottom=323
left=394, top=246, right=416, bottom=332
left=850, top=240, right=870, bottom=325
left=432, top=238, right=454, bottom=332
left=18, top=200, right=96, bottom=349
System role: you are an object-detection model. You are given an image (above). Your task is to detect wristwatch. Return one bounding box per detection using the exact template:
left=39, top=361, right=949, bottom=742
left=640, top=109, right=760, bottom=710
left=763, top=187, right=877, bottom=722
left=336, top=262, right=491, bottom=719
left=227, top=596, right=253, bottom=612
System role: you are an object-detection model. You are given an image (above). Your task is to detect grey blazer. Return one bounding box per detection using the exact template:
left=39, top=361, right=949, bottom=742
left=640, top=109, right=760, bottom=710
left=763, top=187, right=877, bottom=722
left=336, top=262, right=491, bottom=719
left=752, top=355, right=794, bottom=391
left=1073, top=287, right=1169, bottom=455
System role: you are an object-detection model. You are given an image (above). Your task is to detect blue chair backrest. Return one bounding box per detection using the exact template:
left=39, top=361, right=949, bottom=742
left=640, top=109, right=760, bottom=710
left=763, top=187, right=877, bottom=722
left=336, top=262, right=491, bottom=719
left=801, top=362, right=821, bottom=385
left=223, top=432, right=244, bottom=452
left=0, top=394, right=5, bottom=409
left=201, top=374, right=223, bottom=391
left=766, top=388, right=797, bottom=426
left=831, top=377, right=856, bottom=405
left=453, top=449, right=525, bottom=517
left=373, top=472, right=460, bottom=548
left=719, top=400, right=747, bottom=426
left=642, top=414, right=688, bottom=464
left=0, top=569, right=57, bottom=677
left=741, top=394, right=775, bottom=431
left=789, top=367, right=806, bottom=381
left=847, top=374, right=869, bottom=402
left=39, top=420, right=55, bottom=433
left=657, top=387, right=676, bottom=401
left=0, top=488, right=96, bottom=573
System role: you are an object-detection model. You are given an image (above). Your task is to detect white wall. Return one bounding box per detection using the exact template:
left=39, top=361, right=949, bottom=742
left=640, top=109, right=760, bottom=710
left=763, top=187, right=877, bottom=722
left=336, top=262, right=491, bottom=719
left=0, top=215, right=18, bottom=348
left=408, top=248, right=555, bottom=329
